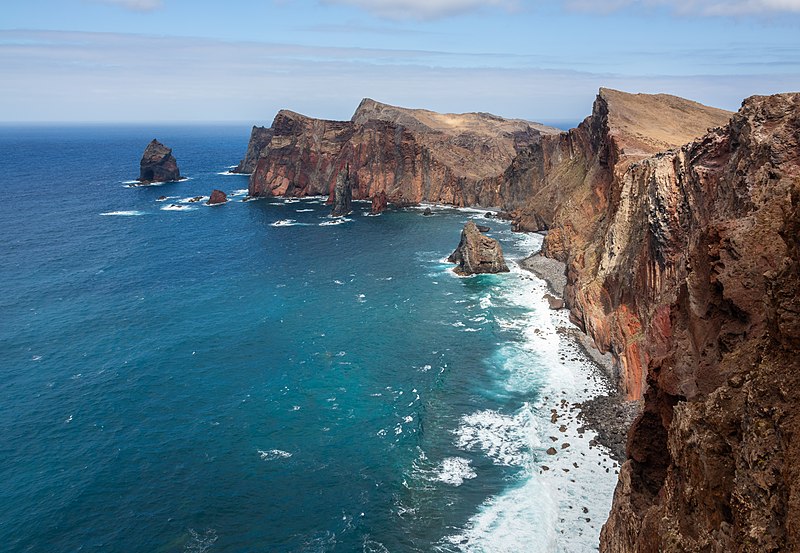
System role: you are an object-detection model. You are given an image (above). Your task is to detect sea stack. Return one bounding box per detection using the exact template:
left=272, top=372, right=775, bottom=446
left=370, top=191, right=387, bottom=214
left=207, top=189, right=227, bottom=205
left=448, top=221, right=509, bottom=275
left=138, top=139, right=181, bottom=184
left=330, top=166, right=353, bottom=217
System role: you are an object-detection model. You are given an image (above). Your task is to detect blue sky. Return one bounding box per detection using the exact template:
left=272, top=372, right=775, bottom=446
left=1, top=0, right=799, bottom=124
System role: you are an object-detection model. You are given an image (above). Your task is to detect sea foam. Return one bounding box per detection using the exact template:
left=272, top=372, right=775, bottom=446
left=100, top=210, right=145, bottom=216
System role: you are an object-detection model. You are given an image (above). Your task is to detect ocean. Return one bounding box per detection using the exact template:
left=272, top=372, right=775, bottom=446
left=0, top=125, right=617, bottom=552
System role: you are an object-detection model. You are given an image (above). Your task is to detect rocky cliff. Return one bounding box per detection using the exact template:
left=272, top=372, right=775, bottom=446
left=514, top=89, right=734, bottom=398
left=245, top=99, right=561, bottom=206
left=236, top=89, right=800, bottom=550
left=591, top=93, right=800, bottom=553
left=138, top=139, right=182, bottom=184
left=234, top=126, right=273, bottom=174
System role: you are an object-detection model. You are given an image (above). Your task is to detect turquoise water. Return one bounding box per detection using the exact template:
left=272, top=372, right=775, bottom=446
left=0, top=126, right=616, bottom=552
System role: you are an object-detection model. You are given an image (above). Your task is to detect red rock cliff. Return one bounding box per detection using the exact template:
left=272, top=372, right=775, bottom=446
left=509, top=89, right=733, bottom=398
left=247, top=99, right=561, bottom=207
left=590, top=93, right=800, bottom=552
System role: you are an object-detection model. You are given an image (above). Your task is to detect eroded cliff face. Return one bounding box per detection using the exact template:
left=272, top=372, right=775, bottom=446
left=595, top=93, right=800, bottom=553
left=246, top=99, right=561, bottom=207
left=508, top=89, right=733, bottom=398
left=234, top=126, right=273, bottom=174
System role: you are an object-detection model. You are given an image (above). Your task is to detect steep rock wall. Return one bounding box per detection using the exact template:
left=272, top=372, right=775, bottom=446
left=594, top=93, right=800, bottom=552
left=234, top=126, right=273, bottom=174
left=246, top=100, right=561, bottom=208
left=512, top=89, right=732, bottom=398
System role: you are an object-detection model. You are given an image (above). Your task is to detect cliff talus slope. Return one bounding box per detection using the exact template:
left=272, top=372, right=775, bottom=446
left=595, top=94, right=800, bottom=552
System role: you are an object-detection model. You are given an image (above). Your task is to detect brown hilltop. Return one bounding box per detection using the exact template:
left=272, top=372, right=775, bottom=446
left=598, top=87, right=734, bottom=165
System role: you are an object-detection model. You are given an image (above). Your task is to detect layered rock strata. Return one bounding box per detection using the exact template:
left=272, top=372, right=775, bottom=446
left=245, top=99, right=561, bottom=207
left=448, top=221, right=509, bottom=275
left=138, top=139, right=181, bottom=184
left=595, top=93, right=800, bottom=553
left=516, top=89, right=733, bottom=398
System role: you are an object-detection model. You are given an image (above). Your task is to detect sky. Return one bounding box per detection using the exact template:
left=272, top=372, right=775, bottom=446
left=1, top=0, right=799, bottom=124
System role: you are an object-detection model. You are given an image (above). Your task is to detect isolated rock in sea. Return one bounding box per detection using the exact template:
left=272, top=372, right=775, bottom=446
left=330, top=166, right=352, bottom=217
left=207, top=189, right=227, bottom=205
left=476, top=224, right=490, bottom=232
left=448, top=221, right=509, bottom=275
left=370, top=191, right=387, bottom=214
left=423, top=207, right=433, bottom=216
left=138, top=139, right=181, bottom=184
left=234, top=126, right=273, bottom=174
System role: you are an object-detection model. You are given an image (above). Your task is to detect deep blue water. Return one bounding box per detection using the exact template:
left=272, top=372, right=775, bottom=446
left=0, top=126, right=616, bottom=553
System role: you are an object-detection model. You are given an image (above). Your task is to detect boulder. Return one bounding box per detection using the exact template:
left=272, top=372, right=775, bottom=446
left=207, top=189, right=228, bottom=205
left=544, top=293, right=564, bottom=310
left=423, top=207, right=433, bottom=216
left=448, top=221, right=510, bottom=276
left=138, top=139, right=181, bottom=184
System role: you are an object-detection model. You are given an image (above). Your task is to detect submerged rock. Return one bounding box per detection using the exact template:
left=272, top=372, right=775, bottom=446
left=448, top=221, right=510, bottom=276
left=370, top=191, right=387, bottom=214
left=138, top=139, right=181, bottom=184
left=330, top=166, right=353, bottom=217
left=207, top=189, right=227, bottom=205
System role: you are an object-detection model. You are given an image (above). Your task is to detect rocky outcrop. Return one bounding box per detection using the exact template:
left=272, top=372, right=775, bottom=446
left=592, top=93, right=800, bottom=553
left=330, top=166, right=352, bottom=217
left=207, top=189, right=227, bottom=205
left=138, top=139, right=181, bottom=184
left=370, top=191, right=387, bottom=214
left=448, top=221, right=509, bottom=275
left=246, top=99, right=561, bottom=207
left=234, top=126, right=273, bottom=174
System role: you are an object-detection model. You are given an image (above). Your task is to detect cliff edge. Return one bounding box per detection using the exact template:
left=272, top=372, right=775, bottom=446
left=596, top=93, right=800, bottom=553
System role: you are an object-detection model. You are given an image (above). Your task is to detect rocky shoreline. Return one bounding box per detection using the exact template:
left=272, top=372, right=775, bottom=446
left=517, top=247, right=640, bottom=463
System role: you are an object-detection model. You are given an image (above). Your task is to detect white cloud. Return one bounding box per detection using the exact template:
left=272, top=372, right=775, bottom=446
left=321, top=0, right=517, bottom=20
left=565, top=0, right=800, bottom=15
left=0, top=30, right=796, bottom=123
left=92, top=0, right=163, bottom=12
left=323, top=0, right=800, bottom=18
